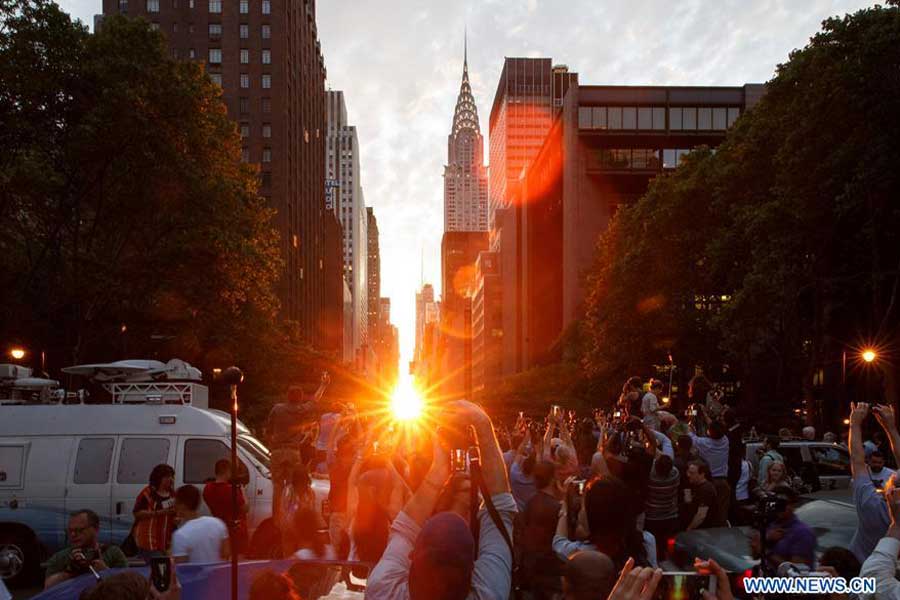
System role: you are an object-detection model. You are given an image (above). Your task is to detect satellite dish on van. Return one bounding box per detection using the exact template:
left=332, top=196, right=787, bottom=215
left=11, top=377, right=60, bottom=389
left=62, top=359, right=202, bottom=382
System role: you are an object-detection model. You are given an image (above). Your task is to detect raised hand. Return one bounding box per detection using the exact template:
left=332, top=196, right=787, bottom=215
left=849, top=402, right=870, bottom=428
left=607, top=558, right=663, bottom=600
left=874, top=404, right=898, bottom=433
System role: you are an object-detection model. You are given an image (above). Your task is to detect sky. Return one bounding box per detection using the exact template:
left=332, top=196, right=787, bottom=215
left=57, top=0, right=874, bottom=366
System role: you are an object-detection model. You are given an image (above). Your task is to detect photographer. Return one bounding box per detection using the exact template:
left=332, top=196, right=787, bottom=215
left=366, top=400, right=516, bottom=600
left=750, top=485, right=815, bottom=572
left=849, top=402, right=891, bottom=562
left=44, top=509, right=128, bottom=590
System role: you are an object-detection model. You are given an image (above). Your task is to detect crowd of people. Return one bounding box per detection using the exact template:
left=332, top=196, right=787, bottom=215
left=44, top=370, right=900, bottom=600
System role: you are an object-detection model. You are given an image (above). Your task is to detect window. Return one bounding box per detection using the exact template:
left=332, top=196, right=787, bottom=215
left=189, top=48, right=195, bottom=59
left=189, top=0, right=193, bottom=7
left=241, top=147, right=249, bottom=162
left=607, top=107, right=622, bottom=129
left=262, top=123, right=271, bottom=138
left=172, top=22, right=178, bottom=32
left=209, top=73, right=222, bottom=86
left=261, top=97, right=271, bottom=113
left=652, top=107, right=666, bottom=130
left=239, top=97, right=249, bottom=113
left=261, top=0, right=270, bottom=14
left=147, top=0, right=159, bottom=12
left=183, top=439, right=247, bottom=484
left=239, top=0, right=248, bottom=13
left=261, top=49, right=271, bottom=64
left=727, top=107, right=741, bottom=128
left=663, top=148, right=677, bottom=169
left=622, top=107, right=636, bottom=130
left=713, top=107, right=728, bottom=130
left=593, top=106, right=607, bottom=129
left=683, top=107, right=697, bottom=130
left=208, top=48, right=222, bottom=64
left=240, top=24, right=249, bottom=38
left=578, top=107, right=591, bottom=129
left=260, top=172, right=271, bottom=188
left=637, top=107, right=652, bottom=130
left=240, top=49, right=249, bottom=64
left=208, top=23, right=221, bottom=37
left=118, top=0, right=128, bottom=13
left=188, top=23, right=194, bottom=33
left=117, top=438, right=170, bottom=484
left=150, top=22, right=160, bottom=30
left=208, top=0, right=221, bottom=13
left=240, top=123, right=250, bottom=138
left=261, top=24, right=271, bottom=39
left=73, top=438, right=114, bottom=484
left=261, top=74, right=271, bottom=89
left=240, top=73, right=249, bottom=88
left=810, top=446, right=851, bottom=477
left=698, top=107, right=712, bottom=130
left=262, top=147, right=272, bottom=162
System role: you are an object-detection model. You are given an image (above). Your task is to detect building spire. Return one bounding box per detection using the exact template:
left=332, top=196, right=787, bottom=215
left=452, top=31, right=479, bottom=136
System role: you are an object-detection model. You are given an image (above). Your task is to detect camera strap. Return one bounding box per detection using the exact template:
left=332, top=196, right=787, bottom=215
left=469, top=461, right=514, bottom=556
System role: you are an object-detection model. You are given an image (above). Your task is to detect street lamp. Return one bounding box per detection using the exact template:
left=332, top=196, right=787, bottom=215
left=862, top=349, right=877, bottom=363
left=8, top=348, right=26, bottom=361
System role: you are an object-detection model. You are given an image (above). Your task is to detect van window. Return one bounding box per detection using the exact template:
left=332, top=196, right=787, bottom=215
left=185, top=439, right=249, bottom=484
left=74, top=438, right=114, bottom=484
left=117, top=438, right=171, bottom=484
left=0, top=444, right=27, bottom=488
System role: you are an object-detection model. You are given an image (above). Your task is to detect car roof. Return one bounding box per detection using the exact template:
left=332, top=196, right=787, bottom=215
left=800, top=488, right=854, bottom=508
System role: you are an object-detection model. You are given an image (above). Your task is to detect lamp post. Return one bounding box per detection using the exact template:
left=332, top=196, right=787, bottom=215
left=214, top=366, right=243, bottom=600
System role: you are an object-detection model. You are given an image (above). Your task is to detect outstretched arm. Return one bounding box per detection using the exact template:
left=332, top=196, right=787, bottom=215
left=849, top=402, right=870, bottom=480
left=874, top=404, right=900, bottom=469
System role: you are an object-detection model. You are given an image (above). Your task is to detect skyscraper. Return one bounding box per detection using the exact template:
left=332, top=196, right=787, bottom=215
left=101, top=0, right=331, bottom=348
left=326, top=90, right=368, bottom=358
left=443, top=42, right=488, bottom=233
left=366, top=207, right=381, bottom=344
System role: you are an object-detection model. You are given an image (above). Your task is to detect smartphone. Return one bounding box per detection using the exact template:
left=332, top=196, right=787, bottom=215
left=551, top=405, right=562, bottom=417
left=450, top=448, right=468, bottom=473
left=150, top=556, right=173, bottom=593
left=654, top=572, right=716, bottom=600
left=613, top=410, right=622, bottom=419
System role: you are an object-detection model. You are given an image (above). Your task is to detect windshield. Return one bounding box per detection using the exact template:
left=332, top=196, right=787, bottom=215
left=238, top=434, right=271, bottom=474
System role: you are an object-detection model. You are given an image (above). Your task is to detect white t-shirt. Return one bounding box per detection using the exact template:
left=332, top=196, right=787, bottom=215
left=869, top=466, right=897, bottom=489
left=735, top=459, right=751, bottom=501
left=295, top=545, right=338, bottom=561
left=642, top=393, right=660, bottom=416
left=171, top=516, right=228, bottom=563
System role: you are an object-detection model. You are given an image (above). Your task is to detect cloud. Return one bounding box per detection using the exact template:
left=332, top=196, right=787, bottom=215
left=56, top=0, right=876, bottom=360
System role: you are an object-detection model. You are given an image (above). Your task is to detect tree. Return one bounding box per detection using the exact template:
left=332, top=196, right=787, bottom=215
left=0, top=5, right=284, bottom=405
left=582, top=4, right=900, bottom=429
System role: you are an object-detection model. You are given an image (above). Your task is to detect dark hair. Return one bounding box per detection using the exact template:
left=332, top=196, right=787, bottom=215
left=649, top=379, right=663, bottom=391
left=175, top=485, right=201, bottom=512
left=533, top=461, right=557, bottom=490
left=583, top=478, right=648, bottom=568
left=149, top=464, right=175, bottom=489
left=688, top=375, right=711, bottom=399
left=819, top=546, right=861, bottom=580
left=79, top=571, right=149, bottom=600
left=654, top=455, right=674, bottom=478
left=721, top=408, right=737, bottom=427
left=249, top=570, right=300, bottom=600
left=214, top=459, right=232, bottom=476
left=677, top=434, right=693, bottom=452
left=627, top=376, right=642, bottom=389
left=708, top=420, right=725, bottom=439
left=70, top=509, right=100, bottom=529
left=765, top=435, right=781, bottom=451
left=688, top=460, right=710, bottom=480
left=772, top=484, right=799, bottom=503
left=871, top=450, right=885, bottom=460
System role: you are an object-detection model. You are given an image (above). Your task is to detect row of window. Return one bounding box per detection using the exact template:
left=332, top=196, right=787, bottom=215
left=209, top=23, right=270, bottom=39
left=578, top=106, right=741, bottom=132
left=144, top=0, right=271, bottom=14
left=591, top=148, right=696, bottom=170
left=239, top=123, right=272, bottom=138
left=238, top=96, right=271, bottom=114
left=207, top=48, right=271, bottom=64
left=208, top=73, right=271, bottom=88
left=240, top=147, right=272, bottom=162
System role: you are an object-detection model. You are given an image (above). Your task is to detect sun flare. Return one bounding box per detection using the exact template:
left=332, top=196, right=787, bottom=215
left=390, top=376, right=425, bottom=421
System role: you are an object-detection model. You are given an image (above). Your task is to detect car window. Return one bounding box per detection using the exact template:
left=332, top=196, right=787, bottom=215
left=780, top=447, right=805, bottom=474
left=184, top=438, right=249, bottom=484
left=810, top=446, right=851, bottom=476
left=117, top=438, right=171, bottom=484
left=74, top=438, right=114, bottom=484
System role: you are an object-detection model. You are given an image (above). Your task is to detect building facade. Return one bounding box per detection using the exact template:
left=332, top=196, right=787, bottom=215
left=101, top=0, right=332, bottom=348
left=444, top=48, right=488, bottom=233
left=366, top=207, right=381, bottom=344
left=469, top=251, right=502, bottom=398
left=325, top=90, right=368, bottom=359
left=513, top=81, right=765, bottom=369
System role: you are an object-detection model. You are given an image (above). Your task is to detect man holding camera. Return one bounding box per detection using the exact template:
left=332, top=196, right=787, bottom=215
left=366, top=400, right=516, bottom=600
left=749, top=486, right=815, bottom=573
left=44, top=510, right=128, bottom=590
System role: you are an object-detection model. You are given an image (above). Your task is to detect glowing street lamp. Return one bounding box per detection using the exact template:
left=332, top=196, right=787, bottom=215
left=9, top=348, right=26, bottom=361
left=862, top=349, right=877, bottom=364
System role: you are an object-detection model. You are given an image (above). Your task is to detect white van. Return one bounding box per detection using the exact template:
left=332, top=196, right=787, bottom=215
left=0, top=361, right=328, bottom=586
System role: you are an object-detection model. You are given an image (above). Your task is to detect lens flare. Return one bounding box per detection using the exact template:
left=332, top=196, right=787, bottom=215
left=390, top=376, right=424, bottom=421
left=862, top=349, right=877, bottom=363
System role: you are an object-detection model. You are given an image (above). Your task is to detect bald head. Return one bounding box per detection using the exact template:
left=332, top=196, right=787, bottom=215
left=564, top=551, right=616, bottom=600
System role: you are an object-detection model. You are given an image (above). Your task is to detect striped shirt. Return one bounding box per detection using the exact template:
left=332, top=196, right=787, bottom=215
left=133, top=486, right=175, bottom=552
left=645, top=463, right=680, bottom=522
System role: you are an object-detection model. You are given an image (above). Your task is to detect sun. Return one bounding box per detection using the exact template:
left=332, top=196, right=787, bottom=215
left=390, top=376, right=425, bottom=421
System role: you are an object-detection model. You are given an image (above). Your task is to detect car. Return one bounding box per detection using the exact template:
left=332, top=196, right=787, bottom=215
left=745, top=440, right=851, bottom=490
left=670, top=490, right=857, bottom=583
